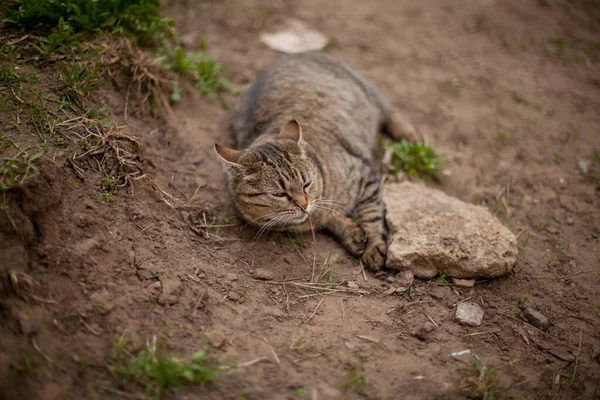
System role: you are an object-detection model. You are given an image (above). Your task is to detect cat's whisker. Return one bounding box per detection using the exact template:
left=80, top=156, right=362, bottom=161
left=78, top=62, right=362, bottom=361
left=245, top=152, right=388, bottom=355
left=313, top=205, right=347, bottom=218
left=312, top=199, right=347, bottom=212
left=254, top=216, right=282, bottom=241
left=252, top=212, right=296, bottom=242
left=314, top=197, right=346, bottom=206
left=313, top=199, right=346, bottom=209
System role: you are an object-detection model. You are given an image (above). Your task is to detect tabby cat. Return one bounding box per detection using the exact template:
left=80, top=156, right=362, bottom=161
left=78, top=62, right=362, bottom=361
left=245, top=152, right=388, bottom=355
left=216, top=52, right=417, bottom=270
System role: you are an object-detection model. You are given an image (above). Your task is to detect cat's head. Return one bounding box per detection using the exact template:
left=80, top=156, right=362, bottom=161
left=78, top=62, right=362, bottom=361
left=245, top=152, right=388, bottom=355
left=215, top=120, right=320, bottom=228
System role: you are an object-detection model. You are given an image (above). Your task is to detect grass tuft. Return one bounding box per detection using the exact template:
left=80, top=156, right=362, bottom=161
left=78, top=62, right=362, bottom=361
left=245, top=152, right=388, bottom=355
left=4, top=0, right=174, bottom=46
left=0, top=151, right=42, bottom=190
left=385, top=140, right=445, bottom=180
left=113, top=335, right=216, bottom=399
left=57, top=61, right=101, bottom=108
left=158, top=47, right=231, bottom=96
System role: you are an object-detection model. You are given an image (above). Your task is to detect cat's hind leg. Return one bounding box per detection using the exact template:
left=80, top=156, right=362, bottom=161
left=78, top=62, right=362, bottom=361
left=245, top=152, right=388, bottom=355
left=382, top=110, right=421, bottom=142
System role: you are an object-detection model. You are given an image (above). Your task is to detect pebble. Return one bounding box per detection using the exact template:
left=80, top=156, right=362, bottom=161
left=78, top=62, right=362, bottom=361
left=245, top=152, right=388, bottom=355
left=411, top=321, right=437, bottom=340
left=566, top=217, right=574, bottom=225
left=161, top=277, right=182, bottom=297
left=147, top=281, right=162, bottom=291
left=452, top=278, right=475, bottom=288
left=522, top=307, right=549, bottom=331
left=455, top=302, right=484, bottom=326
left=395, top=270, right=414, bottom=287
left=347, top=281, right=359, bottom=289
left=252, top=268, right=275, bottom=281
left=226, top=273, right=238, bottom=281
left=227, top=291, right=242, bottom=302
left=429, top=286, right=447, bottom=301
left=578, top=160, right=589, bottom=175
left=205, top=330, right=226, bottom=348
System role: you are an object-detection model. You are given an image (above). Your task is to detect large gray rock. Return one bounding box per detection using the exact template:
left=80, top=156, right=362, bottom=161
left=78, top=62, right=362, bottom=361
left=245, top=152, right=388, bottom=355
left=384, top=182, right=518, bottom=279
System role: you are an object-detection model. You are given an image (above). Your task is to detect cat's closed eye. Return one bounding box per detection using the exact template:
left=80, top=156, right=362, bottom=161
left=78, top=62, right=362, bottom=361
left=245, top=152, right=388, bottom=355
left=272, top=192, right=288, bottom=198
left=303, top=181, right=312, bottom=189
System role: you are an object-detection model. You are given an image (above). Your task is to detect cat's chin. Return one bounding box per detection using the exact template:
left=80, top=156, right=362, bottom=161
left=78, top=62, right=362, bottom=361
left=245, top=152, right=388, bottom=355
left=286, top=213, right=309, bottom=224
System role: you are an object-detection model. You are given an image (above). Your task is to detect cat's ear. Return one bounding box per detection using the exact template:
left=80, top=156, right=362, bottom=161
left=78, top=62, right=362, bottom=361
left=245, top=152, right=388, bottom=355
left=279, top=120, right=302, bottom=143
left=214, top=143, right=242, bottom=165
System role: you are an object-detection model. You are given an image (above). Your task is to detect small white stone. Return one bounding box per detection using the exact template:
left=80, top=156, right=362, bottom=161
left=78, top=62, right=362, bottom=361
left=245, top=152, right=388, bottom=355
left=455, top=302, right=484, bottom=326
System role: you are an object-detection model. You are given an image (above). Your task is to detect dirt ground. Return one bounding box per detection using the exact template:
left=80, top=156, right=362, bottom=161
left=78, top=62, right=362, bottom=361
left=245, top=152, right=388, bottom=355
left=2, top=0, right=600, bottom=399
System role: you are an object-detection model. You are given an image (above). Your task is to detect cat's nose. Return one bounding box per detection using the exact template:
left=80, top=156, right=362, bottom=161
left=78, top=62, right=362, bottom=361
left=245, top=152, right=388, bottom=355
left=294, top=195, right=309, bottom=212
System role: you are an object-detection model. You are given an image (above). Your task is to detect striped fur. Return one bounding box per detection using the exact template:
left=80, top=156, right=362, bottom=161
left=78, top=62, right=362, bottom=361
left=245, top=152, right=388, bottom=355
left=216, top=52, right=416, bottom=270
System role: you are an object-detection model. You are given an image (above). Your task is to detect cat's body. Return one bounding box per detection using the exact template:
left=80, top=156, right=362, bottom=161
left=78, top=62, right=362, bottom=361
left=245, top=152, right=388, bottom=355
left=216, top=52, right=417, bottom=270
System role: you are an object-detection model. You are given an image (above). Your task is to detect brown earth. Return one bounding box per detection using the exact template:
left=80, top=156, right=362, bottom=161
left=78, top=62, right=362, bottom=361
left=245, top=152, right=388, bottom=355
left=2, top=0, right=600, bottom=399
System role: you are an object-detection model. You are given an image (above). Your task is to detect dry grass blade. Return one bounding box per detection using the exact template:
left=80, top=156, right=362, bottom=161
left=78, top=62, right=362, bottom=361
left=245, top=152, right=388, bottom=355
left=308, top=215, right=317, bottom=282
left=303, top=296, right=326, bottom=325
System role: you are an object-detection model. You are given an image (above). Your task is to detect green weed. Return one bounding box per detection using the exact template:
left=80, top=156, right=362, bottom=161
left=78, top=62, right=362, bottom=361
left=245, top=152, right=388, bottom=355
left=57, top=62, right=100, bottom=108
left=9, top=349, right=42, bottom=382
left=341, top=369, right=366, bottom=395
left=553, top=152, right=565, bottom=163
left=113, top=336, right=216, bottom=399
left=0, top=62, right=31, bottom=91
left=4, top=0, right=174, bottom=46
left=550, top=37, right=566, bottom=55
left=385, top=140, right=444, bottom=180
left=29, top=17, right=80, bottom=59
left=158, top=47, right=231, bottom=96
left=433, top=272, right=449, bottom=285
left=0, top=151, right=43, bottom=190
left=518, top=297, right=528, bottom=307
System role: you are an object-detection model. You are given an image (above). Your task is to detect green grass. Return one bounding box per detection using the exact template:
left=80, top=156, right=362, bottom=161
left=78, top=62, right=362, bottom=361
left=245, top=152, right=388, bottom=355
left=0, top=151, right=43, bottom=190
left=113, top=335, right=216, bottom=399
left=385, top=140, right=445, bottom=180
left=158, top=47, right=231, bottom=97
left=57, top=61, right=101, bottom=108
left=341, top=369, right=366, bottom=395
left=4, top=0, right=174, bottom=46
left=518, top=297, right=528, bottom=307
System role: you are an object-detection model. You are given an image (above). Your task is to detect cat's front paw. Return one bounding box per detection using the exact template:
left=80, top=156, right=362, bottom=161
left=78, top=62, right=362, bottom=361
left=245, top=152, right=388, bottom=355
left=340, top=224, right=367, bottom=257
left=361, top=240, right=387, bottom=271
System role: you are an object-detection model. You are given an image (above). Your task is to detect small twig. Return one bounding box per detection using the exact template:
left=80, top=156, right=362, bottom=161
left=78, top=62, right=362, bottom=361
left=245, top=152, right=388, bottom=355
left=520, top=268, right=600, bottom=280
left=341, top=299, right=345, bottom=319
left=423, top=311, right=438, bottom=328
left=220, top=356, right=268, bottom=370
left=264, top=340, right=280, bottom=366
left=78, top=313, right=101, bottom=336
left=31, top=338, right=68, bottom=372
left=302, top=296, right=326, bottom=326
left=500, top=313, right=579, bottom=351
left=572, top=328, right=583, bottom=382
left=195, top=223, right=237, bottom=229
left=256, top=277, right=307, bottom=284
left=299, top=292, right=365, bottom=299
left=386, top=301, right=435, bottom=314
left=191, top=290, right=206, bottom=315
left=282, top=284, right=290, bottom=313
left=290, top=240, right=308, bottom=266
left=452, top=296, right=473, bottom=307
left=308, top=216, right=317, bottom=282
left=359, top=260, right=368, bottom=282
left=463, top=328, right=502, bottom=337
left=97, top=383, right=138, bottom=399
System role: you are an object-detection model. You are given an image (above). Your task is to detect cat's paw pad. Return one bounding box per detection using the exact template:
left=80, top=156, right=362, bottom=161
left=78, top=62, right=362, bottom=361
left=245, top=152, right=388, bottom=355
left=341, top=224, right=366, bottom=256
left=361, top=241, right=387, bottom=271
